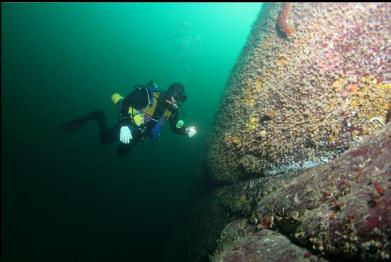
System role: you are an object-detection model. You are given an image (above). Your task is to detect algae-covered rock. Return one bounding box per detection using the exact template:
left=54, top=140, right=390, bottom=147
left=185, top=179, right=266, bottom=261
left=205, top=2, right=391, bottom=184
left=253, top=123, right=391, bottom=261
left=212, top=221, right=327, bottom=262
left=188, top=123, right=391, bottom=261
left=187, top=3, right=391, bottom=262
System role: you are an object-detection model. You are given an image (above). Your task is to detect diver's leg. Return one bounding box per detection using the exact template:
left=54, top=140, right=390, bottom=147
left=62, top=109, right=118, bottom=144
left=83, top=110, right=120, bottom=144
left=94, top=112, right=118, bottom=144
left=99, top=122, right=119, bottom=144
left=61, top=109, right=105, bottom=134
left=116, top=126, right=142, bottom=158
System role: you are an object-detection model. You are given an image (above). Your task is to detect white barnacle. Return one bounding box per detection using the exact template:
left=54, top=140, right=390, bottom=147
left=294, top=193, right=300, bottom=204
left=370, top=117, right=385, bottom=126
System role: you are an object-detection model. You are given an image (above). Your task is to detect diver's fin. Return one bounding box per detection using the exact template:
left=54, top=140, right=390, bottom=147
left=61, top=119, right=84, bottom=134
left=61, top=109, right=104, bottom=134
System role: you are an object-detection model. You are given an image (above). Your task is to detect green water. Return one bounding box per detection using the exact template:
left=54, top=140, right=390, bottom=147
left=2, top=3, right=262, bottom=261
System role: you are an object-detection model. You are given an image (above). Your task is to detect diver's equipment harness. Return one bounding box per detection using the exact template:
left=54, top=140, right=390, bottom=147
left=112, top=81, right=176, bottom=139
left=129, top=83, right=160, bottom=135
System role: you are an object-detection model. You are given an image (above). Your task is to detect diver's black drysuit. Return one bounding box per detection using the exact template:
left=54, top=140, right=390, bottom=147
left=62, top=85, right=188, bottom=158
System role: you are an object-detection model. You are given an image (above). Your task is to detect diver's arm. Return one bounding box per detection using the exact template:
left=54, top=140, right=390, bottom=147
left=170, top=111, right=197, bottom=137
left=169, top=111, right=188, bottom=135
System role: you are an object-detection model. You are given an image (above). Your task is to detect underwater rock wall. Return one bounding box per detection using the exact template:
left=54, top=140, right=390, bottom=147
left=186, top=3, right=391, bottom=262
left=211, top=220, right=327, bottom=262
left=205, top=2, right=391, bottom=184
left=188, top=122, right=391, bottom=262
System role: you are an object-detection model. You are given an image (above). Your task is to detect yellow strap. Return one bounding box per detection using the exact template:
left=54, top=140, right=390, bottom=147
left=144, top=92, right=160, bottom=117
left=163, top=109, right=172, bottom=120
left=114, top=91, right=172, bottom=126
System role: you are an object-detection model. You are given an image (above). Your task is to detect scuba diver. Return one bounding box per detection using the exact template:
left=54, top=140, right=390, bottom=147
left=61, top=81, right=197, bottom=158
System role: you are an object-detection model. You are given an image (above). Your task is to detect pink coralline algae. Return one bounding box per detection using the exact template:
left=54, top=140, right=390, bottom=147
left=317, top=50, right=341, bottom=72
left=372, top=180, right=385, bottom=197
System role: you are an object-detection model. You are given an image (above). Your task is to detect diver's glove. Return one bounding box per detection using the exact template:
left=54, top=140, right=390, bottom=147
left=186, top=126, right=197, bottom=138
left=120, top=126, right=133, bottom=144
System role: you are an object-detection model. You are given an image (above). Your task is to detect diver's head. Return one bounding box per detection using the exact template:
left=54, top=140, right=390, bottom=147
left=164, top=82, right=187, bottom=109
